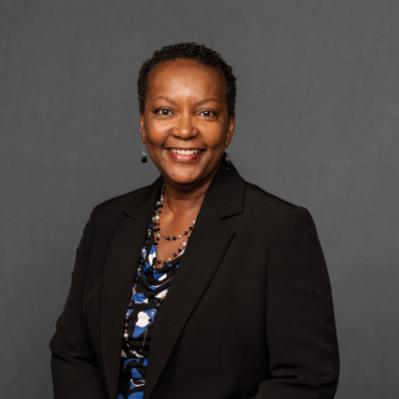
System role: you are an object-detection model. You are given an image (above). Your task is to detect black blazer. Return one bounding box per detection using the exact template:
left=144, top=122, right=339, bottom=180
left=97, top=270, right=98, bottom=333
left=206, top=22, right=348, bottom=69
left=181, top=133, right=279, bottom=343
left=49, top=158, right=340, bottom=399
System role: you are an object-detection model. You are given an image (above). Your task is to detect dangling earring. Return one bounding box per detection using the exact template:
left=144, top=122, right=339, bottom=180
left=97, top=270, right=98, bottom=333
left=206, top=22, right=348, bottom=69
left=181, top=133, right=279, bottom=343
left=141, top=148, right=148, bottom=163
left=225, top=152, right=231, bottom=170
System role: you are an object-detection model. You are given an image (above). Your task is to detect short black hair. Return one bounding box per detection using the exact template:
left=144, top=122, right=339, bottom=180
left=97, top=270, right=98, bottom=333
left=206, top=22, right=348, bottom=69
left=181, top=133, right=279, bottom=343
left=137, top=42, right=236, bottom=118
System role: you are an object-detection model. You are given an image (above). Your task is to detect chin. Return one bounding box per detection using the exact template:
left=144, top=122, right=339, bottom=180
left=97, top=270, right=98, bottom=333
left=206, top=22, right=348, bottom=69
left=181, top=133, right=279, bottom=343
left=164, top=168, right=203, bottom=186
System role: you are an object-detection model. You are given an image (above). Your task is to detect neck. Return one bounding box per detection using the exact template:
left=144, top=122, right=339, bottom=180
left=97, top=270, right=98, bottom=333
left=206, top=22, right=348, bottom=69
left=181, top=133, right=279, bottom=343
left=161, top=157, right=223, bottom=216
left=162, top=182, right=208, bottom=216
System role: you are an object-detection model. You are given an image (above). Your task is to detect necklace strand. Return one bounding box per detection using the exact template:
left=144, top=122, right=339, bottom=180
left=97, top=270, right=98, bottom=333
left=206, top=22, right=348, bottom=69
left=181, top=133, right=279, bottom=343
left=152, top=185, right=196, bottom=266
left=122, top=185, right=195, bottom=355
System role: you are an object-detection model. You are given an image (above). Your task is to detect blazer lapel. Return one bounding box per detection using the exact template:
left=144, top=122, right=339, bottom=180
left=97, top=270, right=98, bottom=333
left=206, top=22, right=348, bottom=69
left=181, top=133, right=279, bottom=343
left=100, top=155, right=246, bottom=399
left=144, top=158, right=246, bottom=398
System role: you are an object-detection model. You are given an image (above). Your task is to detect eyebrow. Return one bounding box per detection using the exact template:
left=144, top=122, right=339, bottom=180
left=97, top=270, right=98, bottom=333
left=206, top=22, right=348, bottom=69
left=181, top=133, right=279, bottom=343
left=151, top=96, right=221, bottom=105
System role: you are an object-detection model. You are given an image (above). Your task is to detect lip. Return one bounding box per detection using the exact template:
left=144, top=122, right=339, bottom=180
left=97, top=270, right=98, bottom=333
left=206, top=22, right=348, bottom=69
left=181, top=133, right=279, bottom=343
left=166, top=147, right=206, bottom=151
left=165, top=147, right=205, bottom=163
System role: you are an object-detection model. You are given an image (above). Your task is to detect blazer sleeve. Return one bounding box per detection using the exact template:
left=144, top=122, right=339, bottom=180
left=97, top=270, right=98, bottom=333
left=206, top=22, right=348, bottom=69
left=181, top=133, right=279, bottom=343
left=250, top=206, right=340, bottom=399
left=49, top=207, right=108, bottom=399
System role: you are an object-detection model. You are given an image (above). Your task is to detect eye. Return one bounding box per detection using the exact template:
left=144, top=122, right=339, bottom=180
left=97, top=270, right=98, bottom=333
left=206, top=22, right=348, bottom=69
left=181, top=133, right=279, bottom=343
left=199, top=110, right=218, bottom=118
left=154, top=107, right=173, bottom=116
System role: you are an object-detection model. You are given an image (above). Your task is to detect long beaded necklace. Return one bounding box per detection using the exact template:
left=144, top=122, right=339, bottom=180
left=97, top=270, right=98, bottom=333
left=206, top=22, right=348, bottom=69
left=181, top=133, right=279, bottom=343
left=152, top=185, right=197, bottom=267
left=122, top=184, right=197, bottom=355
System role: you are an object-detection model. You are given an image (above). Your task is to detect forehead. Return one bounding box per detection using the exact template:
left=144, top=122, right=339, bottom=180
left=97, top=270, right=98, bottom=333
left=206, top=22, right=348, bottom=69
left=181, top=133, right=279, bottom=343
left=147, top=58, right=226, bottom=98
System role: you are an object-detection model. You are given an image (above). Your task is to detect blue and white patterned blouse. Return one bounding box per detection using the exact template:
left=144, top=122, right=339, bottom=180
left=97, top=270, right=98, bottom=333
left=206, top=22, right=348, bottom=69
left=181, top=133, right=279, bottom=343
left=116, top=219, right=185, bottom=399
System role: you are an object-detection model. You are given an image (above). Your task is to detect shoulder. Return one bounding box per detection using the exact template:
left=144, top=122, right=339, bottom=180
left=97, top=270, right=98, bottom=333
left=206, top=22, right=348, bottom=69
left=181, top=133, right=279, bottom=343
left=244, top=180, right=305, bottom=215
left=88, top=182, right=153, bottom=224
left=243, top=180, right=315, bottom=231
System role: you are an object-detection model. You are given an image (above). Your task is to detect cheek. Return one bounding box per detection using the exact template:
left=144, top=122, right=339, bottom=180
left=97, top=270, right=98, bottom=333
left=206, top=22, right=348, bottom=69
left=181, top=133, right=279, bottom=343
left=202, top=126, right=228, bottom=147
left=144, top=122, right=170, bottom=145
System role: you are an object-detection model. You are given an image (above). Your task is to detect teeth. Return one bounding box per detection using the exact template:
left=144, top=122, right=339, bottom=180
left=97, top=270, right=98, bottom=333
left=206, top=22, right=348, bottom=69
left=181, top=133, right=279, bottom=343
left=169, top=148, right=202, bottom=155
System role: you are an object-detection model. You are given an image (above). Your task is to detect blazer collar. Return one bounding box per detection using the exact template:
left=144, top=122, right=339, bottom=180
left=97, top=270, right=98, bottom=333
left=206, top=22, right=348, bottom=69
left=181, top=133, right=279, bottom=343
left=100, top=154, right=246, bottom=398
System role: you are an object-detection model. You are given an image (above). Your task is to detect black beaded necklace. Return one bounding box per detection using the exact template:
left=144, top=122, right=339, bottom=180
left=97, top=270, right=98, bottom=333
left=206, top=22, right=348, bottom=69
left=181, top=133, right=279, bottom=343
left=152, top=185, right=196, bottom=267
left=122, top=185, right=196, bottom=355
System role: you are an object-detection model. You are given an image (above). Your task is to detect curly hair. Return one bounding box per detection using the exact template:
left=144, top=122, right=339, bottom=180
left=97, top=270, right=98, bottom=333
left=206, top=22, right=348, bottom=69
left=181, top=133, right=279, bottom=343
left=137, top=42, right=236, bottom=118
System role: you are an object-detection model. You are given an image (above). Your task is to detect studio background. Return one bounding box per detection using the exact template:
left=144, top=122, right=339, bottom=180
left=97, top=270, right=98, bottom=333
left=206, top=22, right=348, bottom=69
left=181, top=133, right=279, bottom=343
left=1, top=1, right=398, bottom=398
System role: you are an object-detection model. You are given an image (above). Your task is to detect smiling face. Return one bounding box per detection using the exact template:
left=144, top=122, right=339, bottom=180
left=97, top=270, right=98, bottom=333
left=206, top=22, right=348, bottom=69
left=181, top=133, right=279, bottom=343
left=140, top=58, right=235, bottom=189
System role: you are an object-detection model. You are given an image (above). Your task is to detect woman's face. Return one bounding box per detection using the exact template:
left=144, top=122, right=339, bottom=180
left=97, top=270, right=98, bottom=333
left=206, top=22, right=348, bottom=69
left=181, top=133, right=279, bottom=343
left=140, top=58, right=235, bottom=189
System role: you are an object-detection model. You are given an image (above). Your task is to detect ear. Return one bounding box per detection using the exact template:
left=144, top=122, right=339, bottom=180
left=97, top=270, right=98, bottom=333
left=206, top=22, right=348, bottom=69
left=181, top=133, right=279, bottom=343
left=139, top=113, right=147, bottom=144
left=224, top=116, right=236, bottom=148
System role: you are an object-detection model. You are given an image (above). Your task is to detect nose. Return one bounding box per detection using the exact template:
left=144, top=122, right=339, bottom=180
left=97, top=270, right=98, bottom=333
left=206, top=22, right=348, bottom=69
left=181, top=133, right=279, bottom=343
left=173, top=112, right=198, bottom=139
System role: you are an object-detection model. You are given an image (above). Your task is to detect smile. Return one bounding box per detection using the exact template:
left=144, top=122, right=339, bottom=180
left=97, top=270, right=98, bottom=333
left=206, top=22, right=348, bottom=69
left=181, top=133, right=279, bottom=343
left=166, top=147, right=205, bottom=162
left=168, top=148, right=204, bottom=155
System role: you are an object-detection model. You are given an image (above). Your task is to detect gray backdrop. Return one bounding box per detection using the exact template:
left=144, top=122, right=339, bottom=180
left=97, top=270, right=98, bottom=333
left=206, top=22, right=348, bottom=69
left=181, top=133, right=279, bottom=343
left=1, top=1, right=398, bottom=398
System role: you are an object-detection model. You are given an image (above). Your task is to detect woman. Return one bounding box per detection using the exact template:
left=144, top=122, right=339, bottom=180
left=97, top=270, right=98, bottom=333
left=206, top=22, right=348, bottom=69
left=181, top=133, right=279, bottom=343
left=49, top=42, right=340, bottom=399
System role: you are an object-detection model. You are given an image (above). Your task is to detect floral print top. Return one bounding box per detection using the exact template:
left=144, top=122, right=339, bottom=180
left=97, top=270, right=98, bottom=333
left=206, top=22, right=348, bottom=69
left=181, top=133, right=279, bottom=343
left=116, top=218, right=185, bottom=399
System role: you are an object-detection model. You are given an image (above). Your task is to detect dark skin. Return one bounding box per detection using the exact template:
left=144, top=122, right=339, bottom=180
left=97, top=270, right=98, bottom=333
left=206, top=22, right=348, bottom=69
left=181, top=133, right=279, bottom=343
left=139, top=58, right=235, bottom=267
